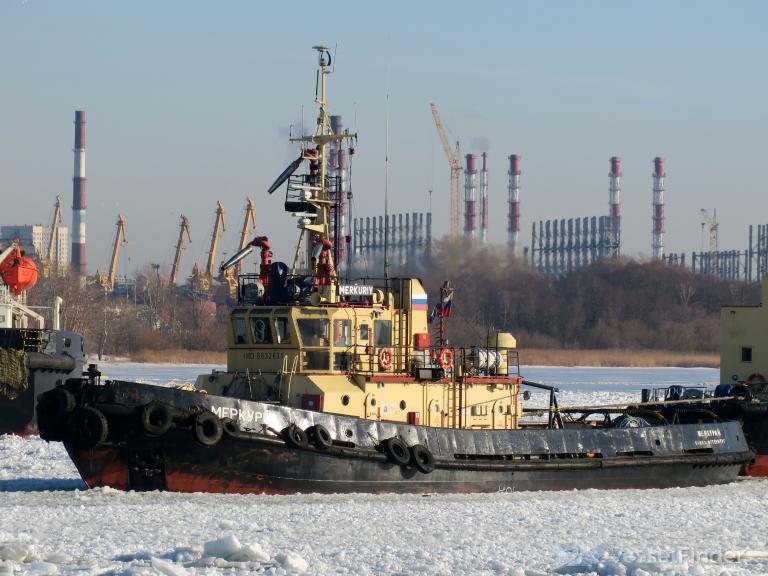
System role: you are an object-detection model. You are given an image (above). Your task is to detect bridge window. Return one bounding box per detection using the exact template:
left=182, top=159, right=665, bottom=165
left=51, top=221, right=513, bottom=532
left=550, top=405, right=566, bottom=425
left=334, top=319, right=351, bottom=346
left=233, top=317, right=248, bottom=345
left=742, top=346, right=753, bottom=362
left=359, top=324, right=369, bottom=341
left=298, top=318, right=329, bottom=347
left=374, top=320, right=392, bottom=347
left=250, top=317, right=273, bottom=344
left=275, top=317, right=291, bottom=344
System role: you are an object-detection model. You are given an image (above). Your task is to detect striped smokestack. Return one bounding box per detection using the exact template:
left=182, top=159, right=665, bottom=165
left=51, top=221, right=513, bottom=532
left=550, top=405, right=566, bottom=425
left=71, top=110, right=87, bottom=276
left=508, top=154, right=521, bottom=251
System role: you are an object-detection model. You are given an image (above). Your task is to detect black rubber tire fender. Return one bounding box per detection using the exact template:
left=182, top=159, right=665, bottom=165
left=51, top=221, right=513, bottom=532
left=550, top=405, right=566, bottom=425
left=410, top=443, right=436, bottom=474
left=220, top=417, right=239, bottom=437
left=140, top=401, right=173, bottom=436
left=383, top=437, right=411, bottom=466
left=194, top=411, right=223, bottom=446
left=307, top=424, right=333, bottom=450
left=36, top=388, right=76, bottom=441
left=66, top=406, right=108, bottom=450
left=283, top=424, right=309, bottom=449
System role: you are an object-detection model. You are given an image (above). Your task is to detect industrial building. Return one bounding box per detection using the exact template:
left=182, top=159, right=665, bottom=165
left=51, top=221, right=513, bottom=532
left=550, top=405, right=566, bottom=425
left=0, top=224, right=69, bottom=270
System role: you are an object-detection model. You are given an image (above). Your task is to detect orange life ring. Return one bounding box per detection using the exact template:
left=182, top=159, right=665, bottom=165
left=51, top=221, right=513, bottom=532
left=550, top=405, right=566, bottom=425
left=438, top=348, right=454, bottom=370
left=378, top=347, right=393, bottom=370
left=747, top=373, right=766, bottom=384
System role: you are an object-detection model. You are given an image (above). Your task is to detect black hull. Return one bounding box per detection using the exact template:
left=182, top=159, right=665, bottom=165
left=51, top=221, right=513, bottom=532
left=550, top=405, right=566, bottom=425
left=46, top=379, right=753, bottom=495
left=67, top=428, right=748, bottom=495
left=640, top=399, right=768, bottom=476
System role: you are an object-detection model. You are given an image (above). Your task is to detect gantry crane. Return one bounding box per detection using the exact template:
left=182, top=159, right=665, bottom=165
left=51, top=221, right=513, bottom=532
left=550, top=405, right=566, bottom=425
left=235, top=197, right=256, bottom=276
left=430, top=103, right=461, bottom=238
left=205, top=201, right=226, bottom=279
left=98, top=214, right=127, bottom=291
left=43, top=196, right=62, bottom=277
left=170, top=215, right=191, bottom=285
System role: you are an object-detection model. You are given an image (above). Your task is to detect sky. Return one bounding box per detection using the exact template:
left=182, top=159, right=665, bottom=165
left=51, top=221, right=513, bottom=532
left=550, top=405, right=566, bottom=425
left=2, top=0, right=767, bottom=279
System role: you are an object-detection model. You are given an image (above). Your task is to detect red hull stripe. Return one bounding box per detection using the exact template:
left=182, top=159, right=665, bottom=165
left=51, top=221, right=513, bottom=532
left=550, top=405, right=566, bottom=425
left=744, top=454, right=768, bottom=477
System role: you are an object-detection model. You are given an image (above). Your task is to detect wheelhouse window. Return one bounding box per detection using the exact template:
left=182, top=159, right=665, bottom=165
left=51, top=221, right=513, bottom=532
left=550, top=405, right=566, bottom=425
left=275, top=317, right=291, bottom=344
left=250, top=317, right=273, bottom=344
left=298, top=318, right=329, bottom=346
left=359, top=324, right=369, bottom=341
left=742, top=346, right=753, bottom=362
left=374, top=320, right=392, bottom=347
left=333, top=319, right=351, bottom=347
left=233, top=317, right=248, bottom=345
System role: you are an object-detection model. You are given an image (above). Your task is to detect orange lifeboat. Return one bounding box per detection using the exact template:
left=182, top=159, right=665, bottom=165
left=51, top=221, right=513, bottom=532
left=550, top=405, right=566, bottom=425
left=0, top=245, right=39, bottom=295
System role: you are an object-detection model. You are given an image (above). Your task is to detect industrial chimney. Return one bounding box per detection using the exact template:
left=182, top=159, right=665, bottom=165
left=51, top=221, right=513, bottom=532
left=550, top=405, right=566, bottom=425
left=507, top=154, right=521, bottom=252
left=608, top=156, right=621, bottom=256
left=652, top=157, right=665, bottom=259
left=71, top=111, right=87, bottom=277
left=464, top=154, right=477, bottom=239
left=479, top=153, right=488, bottom=244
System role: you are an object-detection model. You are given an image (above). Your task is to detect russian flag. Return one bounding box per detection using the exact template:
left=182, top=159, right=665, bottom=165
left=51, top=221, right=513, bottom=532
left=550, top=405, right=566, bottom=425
left=412, top=295, right=428, bottom=312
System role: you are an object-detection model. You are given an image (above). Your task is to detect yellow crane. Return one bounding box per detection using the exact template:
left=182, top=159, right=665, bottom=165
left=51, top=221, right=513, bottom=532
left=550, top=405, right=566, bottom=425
left=170, top=215, right=191, bottom=285
left=235, top=197, right=257, bottom=276
left=43, top=196, right=62, bottom=277
left=430, top=103, right=461, bottom=238
left=700, top=209, right=719, bottom=253
left=98, top=214, right=127, bottom=291
left=205, top=201, right=226, bottom=279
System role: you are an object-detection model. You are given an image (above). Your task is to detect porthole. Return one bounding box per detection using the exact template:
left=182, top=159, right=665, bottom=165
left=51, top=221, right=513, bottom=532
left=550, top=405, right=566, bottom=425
left=655, top=439, right=661, bottom=446
left=345, top=429, right=353, bottom=438
left=370, top=398, right=377, bottom=406
left=399, top=400, right=407, bottom=410
left=341, top=395, right=350, bottom=406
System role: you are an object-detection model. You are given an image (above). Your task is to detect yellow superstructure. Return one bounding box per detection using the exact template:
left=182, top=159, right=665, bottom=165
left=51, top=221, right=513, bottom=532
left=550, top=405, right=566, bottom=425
left=721, top=279, right=768, bottom=384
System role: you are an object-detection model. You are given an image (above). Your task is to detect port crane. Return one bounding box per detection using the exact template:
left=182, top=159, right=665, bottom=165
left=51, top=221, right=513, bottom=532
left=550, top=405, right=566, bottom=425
left=170, top=215, right=191, bottom=285
left=430, top=103, right=461, bottom=238
left=43, top=196, right=62, bottom=277
left=700, top=209, right=719, bottom=253
left=98, top=214, right=127, bottom=292
left=205, top=201, right=226, bottom=280
left=234, top=197, right=257, bottom=277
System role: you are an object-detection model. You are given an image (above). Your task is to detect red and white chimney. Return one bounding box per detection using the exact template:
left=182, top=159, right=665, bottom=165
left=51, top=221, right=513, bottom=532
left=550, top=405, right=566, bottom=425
left=464, top=154, right=477, bottom=239
left=507, top=154, right=521, bottom=251
left=609, top=156, right=621, bottom=249
left=652, top=157, right=665, bottom=259
left=479, top=152, right=488, bottom=244
left=71, top=111, right=87, bottom=277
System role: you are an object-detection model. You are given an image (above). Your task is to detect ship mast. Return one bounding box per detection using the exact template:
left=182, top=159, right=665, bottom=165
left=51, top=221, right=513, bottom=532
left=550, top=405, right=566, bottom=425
left=287, top=45, right=356, bottom=303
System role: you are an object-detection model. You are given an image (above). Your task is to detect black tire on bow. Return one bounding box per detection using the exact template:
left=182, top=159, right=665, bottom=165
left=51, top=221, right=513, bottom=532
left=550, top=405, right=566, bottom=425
left=66, top=406, right=108, bottom=450
left=140, top=401, right=173, bottom=436
left=409, top=443, right=436, bottom=474
left=193, top=411, right=223, bottom=446
left=220, top=417, right=239, bottom=437
left=382, top=437, right=411, bottom=466
left=283, top=424, right=309, bottom=449
left=37, top=388, right=76, bottom=441
left=307, top=424, right=333, bottom=450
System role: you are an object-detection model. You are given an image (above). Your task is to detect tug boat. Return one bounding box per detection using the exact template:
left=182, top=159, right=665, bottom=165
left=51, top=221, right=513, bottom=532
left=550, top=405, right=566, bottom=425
left=0, top=242, right=85, bottom=435
left=38, top=46, right=751, bottom=493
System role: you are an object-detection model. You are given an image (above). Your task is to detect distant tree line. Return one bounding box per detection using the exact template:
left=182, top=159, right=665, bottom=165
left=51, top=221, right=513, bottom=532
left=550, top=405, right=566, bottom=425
left=25, top=244, right=757, bottom=357
left=410, top=240, right=758, bottom=353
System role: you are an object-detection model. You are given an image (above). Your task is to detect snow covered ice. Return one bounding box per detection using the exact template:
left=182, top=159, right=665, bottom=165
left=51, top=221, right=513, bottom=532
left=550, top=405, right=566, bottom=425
left=1, top=362, right=766, bottom=575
